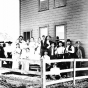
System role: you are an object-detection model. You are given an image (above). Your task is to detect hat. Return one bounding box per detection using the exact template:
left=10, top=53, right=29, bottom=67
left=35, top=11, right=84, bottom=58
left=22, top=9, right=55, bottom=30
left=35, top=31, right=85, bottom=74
left=0, top=41, right=4, bottom=43
left=66, top=39, right=71, bottom=42
left=19, top=36, right=23, bottom=38
left=55, top=36, right=59, bottom=41
left=5, top=41, right=12, bottom=44
left=42, top=35, right=45, bottom=37
left=75, top=41, right=80, bottom=44
left=59, top=41, right=63, bottom=44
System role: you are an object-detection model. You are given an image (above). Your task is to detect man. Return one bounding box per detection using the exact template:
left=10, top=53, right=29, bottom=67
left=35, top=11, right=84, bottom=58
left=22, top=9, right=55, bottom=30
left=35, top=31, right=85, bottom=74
left=64, top=39, right=75, bottom=77
left=40, top=35, right=46, bottom=56
left=65, top=39, right=75, bottom=59
left=49, top=42, right=56, bottom=59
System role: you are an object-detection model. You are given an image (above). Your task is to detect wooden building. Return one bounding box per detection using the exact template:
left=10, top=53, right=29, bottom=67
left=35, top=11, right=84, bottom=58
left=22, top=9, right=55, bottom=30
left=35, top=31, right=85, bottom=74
left=20, top=0, right=88, bottom=58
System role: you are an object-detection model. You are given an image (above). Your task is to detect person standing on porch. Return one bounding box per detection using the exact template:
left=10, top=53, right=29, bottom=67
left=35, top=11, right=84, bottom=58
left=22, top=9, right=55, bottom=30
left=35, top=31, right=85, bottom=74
left=12, top=43, right=21, bottom=69
left=64, top=39, right=75, bottom=77
left=40, top=35, right=46, bottom=56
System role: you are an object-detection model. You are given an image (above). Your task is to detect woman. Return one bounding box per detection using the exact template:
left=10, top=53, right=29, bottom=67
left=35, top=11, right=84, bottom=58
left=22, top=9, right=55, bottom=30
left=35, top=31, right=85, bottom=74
left=35, top=37, right=41, bottom=55
left=44, top=35, right=51, bottom=56
left=12, top=43, right=21, bottom=69
left=29, top=37, right=36, bottom=60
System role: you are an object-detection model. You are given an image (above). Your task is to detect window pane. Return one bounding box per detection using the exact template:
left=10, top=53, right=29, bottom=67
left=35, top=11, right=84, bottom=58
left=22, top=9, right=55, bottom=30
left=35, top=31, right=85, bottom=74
left=56, top=25, right=64, bottom=39
left=54, top=0, right=66, bottom=8
left=23, top=32, right=26, bottom=41
left=40, top=27, right=48, bottom=38
left=39, top=0, right=49, bottom=11
left=27, top=32, right=30, bottom=40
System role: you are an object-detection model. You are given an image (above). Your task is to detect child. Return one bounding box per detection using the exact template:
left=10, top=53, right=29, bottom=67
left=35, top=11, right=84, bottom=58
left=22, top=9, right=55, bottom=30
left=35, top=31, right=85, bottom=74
left=26, top=48, right=31, bottom=59
left=42, top=50, right=50, bottom=60
left=50, top=63, right=61, bottom=80
left=42, top=50, right=51, bottom=71
left=23, top=48, right=30, bottom=72
left=20, top=47, right=27, bottom=71
left=12, top=43, right=21, bottom=69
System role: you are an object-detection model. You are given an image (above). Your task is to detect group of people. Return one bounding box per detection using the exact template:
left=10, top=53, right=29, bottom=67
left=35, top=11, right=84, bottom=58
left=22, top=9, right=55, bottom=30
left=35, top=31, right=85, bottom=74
left=0, top=35, right=84, bottom=78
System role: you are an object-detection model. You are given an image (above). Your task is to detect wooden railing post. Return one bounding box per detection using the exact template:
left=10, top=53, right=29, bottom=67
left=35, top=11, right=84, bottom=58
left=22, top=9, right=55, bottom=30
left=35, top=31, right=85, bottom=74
left=42, top=59, right=46, bottom=88
left=73, top=59, right=76, bottom=86
left=41, top=59, right=43, bottom=88
left=0, top=59, right=2, bottom=68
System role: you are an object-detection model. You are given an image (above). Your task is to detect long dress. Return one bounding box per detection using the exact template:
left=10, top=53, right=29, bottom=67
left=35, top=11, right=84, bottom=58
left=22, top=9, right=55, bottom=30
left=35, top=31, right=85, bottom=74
left=23, top=51, right=30, bottom=72
left=29, top=42, right=35, bottom=60
left=35, top=42, right=41, bottom=59
left=12, top=48, right=21, bottom=69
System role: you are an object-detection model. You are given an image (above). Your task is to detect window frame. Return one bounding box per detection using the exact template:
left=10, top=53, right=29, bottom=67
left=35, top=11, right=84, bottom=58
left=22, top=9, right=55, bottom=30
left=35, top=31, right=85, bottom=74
left=23, top=30, right=33, bottom=41
left=53, top=0, right=67, bottom=9
left=55, top=22, right=67, bottom=42
left=39, top=24, right=49, bottom=38
left=38, top=0, right=49, bottom=12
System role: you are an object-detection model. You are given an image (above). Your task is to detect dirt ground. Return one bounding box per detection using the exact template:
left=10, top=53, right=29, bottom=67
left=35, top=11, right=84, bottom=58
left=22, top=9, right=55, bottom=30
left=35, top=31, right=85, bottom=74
left=0, top=77, right=88, bottom=88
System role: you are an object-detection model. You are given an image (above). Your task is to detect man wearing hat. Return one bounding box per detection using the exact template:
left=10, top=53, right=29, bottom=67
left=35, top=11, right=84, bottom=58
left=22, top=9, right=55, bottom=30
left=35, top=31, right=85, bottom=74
left=65, top=39, right=75, bottom=59
left=40, top=35, right=46, bottom=56
left=64, top=39, right=75, bottom=77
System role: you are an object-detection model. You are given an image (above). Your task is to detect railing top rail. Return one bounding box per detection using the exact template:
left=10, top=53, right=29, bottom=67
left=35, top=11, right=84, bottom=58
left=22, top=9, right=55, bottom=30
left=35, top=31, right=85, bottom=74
left=0, top=58, right=88, bottom=63
left=43, top=58, right=88, bottom=63
left=0, top=58, right=41, bottom=62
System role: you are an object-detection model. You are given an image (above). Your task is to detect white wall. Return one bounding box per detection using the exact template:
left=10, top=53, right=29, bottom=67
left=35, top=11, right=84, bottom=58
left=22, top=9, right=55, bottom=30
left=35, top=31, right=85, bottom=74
left=0, top=0, right=19, bottom=42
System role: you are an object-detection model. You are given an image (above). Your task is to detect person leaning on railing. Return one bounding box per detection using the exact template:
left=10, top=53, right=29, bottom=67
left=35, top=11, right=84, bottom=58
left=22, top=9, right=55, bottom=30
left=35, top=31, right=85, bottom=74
left=64, top=39, right=75, bottom=77
left=55, top=41, right=65, bottom=68
left=54, top=41, right=66, bottom=78
left=74, top=41, right=83, bottom=76
left=74, top=41, right=83, bottom=59
left=41, top=50, right=51, bottom=79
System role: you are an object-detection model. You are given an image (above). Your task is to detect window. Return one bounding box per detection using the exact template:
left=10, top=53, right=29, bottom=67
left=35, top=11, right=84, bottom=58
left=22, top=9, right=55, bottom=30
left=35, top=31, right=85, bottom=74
left=38, top=0, right=49, bottom=12
left=23, top=31, right=33, bottom=41
left=54, top=0, right=66, bottom=8
left=39, top=25, right=48, bottom=38
left=55, top=24, right=66, bottom=42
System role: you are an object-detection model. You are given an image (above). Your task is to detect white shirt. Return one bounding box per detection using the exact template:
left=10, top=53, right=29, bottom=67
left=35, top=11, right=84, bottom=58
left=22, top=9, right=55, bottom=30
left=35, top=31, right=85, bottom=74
left=26, top=51, right=31, bottom=59
left=43, top=55, right=50, bottom=60
left=46, top=40, right=50, bottom=49
left=19, top=40, right=26, bottom=50
left=55, top=47, right=65, bottom=54
left=50, top=66, right=60, bottom=75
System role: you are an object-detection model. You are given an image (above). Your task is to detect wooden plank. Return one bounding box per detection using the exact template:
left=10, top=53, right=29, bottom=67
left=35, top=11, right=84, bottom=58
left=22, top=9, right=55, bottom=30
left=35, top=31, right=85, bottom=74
left=45, top=68, right=73, bottom=75
left=46, top=77, right=73, bottom=86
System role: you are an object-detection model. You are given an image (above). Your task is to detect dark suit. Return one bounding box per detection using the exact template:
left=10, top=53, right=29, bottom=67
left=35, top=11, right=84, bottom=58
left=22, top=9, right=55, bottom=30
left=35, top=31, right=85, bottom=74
left=40, top=40, right=46, bottom=56
left=49, top=47, right=56, bottom=59
left=0, top=46, right=5, bottom=58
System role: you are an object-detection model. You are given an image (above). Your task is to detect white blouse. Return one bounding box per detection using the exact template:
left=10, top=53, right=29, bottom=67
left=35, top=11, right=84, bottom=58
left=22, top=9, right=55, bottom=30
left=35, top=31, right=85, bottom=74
left=55, top=47, right=65, bottom=54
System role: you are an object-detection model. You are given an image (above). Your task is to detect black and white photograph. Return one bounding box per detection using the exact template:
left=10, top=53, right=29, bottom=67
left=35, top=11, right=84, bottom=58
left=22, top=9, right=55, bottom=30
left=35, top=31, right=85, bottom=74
left=0, top=0, right=88, bottom=88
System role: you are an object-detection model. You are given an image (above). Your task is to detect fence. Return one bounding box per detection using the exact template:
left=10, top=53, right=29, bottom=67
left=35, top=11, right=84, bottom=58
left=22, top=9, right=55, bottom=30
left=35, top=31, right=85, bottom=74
left=0, top=58, right=41, bottom=75
left=0, top=58, right=88, bottom=88
left=41, top=59, right=88, bottom=88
